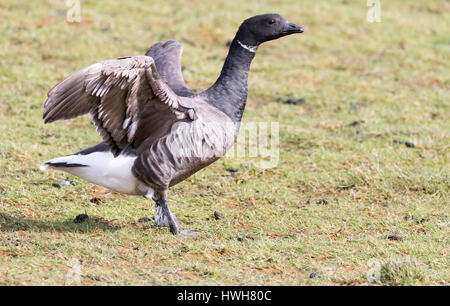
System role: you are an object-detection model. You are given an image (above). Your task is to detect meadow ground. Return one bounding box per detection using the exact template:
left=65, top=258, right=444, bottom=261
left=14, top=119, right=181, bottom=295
left=0, top=0, right=448, bottom=285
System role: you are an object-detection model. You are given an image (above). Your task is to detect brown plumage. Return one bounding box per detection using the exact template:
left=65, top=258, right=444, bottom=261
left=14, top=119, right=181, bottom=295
left=43, top=56, right=196, bottom=156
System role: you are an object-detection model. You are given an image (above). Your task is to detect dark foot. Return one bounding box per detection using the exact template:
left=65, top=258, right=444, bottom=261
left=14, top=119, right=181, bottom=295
left=154, top=193, right=199, bottom=236
left=178, top=229, right=200, bottom=237
left=169, top=222, right=179, bottom=235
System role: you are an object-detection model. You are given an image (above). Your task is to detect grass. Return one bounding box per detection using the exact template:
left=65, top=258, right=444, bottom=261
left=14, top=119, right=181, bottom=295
left=0, top=0, right=449, bottom=285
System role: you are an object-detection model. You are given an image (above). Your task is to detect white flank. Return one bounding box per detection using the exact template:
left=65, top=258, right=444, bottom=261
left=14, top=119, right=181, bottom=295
left=46, top=151, right=148, bottom=195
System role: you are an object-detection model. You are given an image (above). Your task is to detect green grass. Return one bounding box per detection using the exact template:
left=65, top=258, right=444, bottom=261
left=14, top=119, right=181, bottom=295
left=0, top=0, right=449, bottom=285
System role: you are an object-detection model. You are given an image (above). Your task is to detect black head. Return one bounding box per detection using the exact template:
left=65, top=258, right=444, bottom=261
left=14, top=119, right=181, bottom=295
left=236, top=14, right=303, bottom=46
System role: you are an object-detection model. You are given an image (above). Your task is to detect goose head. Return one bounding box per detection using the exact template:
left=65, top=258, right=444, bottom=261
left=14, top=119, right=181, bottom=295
left=236, top=14, right=304, bottom=47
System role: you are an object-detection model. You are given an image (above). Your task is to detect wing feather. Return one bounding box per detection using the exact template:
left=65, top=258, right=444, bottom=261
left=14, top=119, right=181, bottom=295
left=145, top=40, right=193, bottom=97
left=43, top=56, right=196, bottom=156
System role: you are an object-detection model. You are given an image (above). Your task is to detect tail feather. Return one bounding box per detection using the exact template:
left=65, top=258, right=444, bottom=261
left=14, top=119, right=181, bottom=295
left=45, top=155, right=89, bottom=168
left=45, top=161, right=88, bottom=168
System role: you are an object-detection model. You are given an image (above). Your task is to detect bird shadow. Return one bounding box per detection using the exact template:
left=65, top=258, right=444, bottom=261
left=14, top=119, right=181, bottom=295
left=0, top=212, right=122, bottom=233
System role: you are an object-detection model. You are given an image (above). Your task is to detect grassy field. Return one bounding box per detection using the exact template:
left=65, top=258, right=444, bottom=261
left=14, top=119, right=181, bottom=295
left=0, top=0, right=448, bottom=285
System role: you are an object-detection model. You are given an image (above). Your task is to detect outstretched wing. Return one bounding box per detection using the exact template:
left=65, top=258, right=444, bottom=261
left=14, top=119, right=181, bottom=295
left=43, top=56, right=197, bottom=156
left=145, top=40, right=193, bottom=97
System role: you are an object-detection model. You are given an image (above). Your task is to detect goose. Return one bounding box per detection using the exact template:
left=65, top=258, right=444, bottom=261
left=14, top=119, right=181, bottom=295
left=43, top=14, right=303, bottom=236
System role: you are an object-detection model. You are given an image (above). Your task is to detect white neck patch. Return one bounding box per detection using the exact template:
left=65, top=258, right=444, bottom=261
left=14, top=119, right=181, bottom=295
left=237, top=40, right=258, bottom=53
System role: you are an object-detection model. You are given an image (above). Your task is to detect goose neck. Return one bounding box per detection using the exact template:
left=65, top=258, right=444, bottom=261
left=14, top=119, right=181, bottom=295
left=202, top=38, right=256, bottom=123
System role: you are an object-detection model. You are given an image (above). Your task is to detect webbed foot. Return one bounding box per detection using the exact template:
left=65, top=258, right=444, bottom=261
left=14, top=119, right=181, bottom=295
left=178, top=229, right=200, bottom=237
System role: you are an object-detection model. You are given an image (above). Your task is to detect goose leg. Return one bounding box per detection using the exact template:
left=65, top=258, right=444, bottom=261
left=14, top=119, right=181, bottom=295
left=155, top=197, right=179, bottom=234
left=154, top=203, right=170, bottom=227
left=154, top=191, right=198, bottom=237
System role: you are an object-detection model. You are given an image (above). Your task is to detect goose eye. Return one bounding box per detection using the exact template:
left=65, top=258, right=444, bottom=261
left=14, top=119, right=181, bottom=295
left=268, top=19, right=276, bottom=25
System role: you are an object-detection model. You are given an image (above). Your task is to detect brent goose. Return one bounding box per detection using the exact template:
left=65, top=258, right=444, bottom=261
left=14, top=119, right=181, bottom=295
left=43, top=14, right=303, bottom=236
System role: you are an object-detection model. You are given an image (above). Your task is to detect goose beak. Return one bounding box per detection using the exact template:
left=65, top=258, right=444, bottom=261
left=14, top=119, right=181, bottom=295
left=282, top=22, right=304, bottom=35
